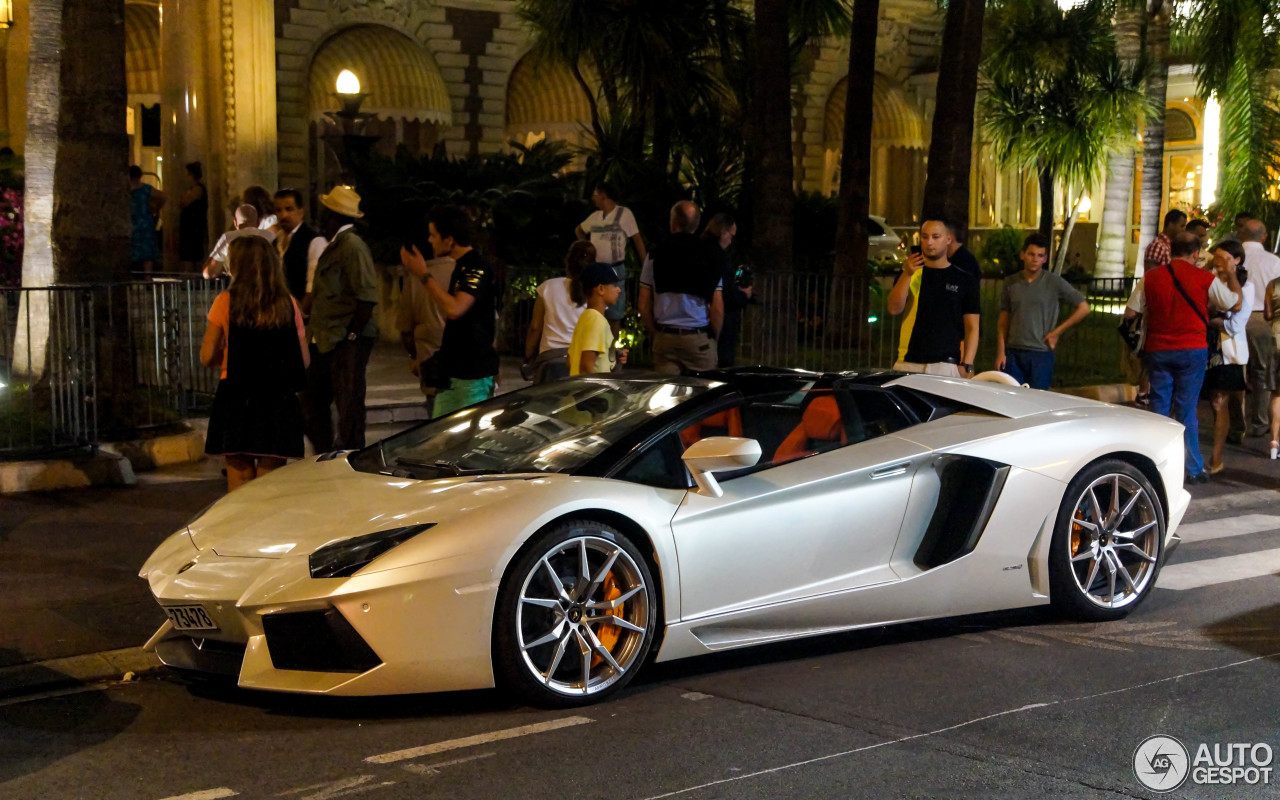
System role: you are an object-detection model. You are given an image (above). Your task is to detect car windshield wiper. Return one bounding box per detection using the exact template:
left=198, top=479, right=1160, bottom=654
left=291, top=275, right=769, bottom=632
left=391, top=457, right=496, bottom=477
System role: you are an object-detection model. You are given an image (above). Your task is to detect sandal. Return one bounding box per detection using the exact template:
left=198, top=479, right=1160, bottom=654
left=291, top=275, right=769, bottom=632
left=1207, top=461, right=1226, bottom=475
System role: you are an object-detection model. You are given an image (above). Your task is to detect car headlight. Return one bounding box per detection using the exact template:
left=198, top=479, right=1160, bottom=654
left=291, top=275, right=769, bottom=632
left=308, top=524, right=435, bottom=579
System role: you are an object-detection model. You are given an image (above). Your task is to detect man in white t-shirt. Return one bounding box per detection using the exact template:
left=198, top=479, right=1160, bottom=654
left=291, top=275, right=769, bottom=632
left=575, top=182, right=647, bottom=337
left=1240, top=219, right=1280, bottom=436
left=202, top=204, right=276, bottom=278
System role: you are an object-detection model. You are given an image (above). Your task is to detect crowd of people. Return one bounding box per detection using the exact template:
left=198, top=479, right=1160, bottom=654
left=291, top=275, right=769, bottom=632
left=151, top=165, right=1280, bottom=491
left=1125, top=208, right=1280, bottom=482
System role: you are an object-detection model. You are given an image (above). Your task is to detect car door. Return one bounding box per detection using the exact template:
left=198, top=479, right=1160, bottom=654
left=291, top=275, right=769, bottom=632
left=670, top=385, right=929, bottom=622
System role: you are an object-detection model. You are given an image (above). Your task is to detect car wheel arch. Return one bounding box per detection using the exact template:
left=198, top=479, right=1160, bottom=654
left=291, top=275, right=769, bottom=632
left=494, top=509, right=669, bottom=650
left=1083, top=451, right=1168, bottom=520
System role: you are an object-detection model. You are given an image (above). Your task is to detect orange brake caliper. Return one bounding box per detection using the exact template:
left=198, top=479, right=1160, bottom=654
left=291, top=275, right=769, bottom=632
left=591, top=573, right=624, bottom=668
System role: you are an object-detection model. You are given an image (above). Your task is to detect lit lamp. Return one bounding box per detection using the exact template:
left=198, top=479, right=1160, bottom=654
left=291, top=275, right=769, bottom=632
left=335, top=69, right=368, bottom=118
left=0, top=1, right=12, bottom=29
left=1075, top=194, right=1092, bottom=219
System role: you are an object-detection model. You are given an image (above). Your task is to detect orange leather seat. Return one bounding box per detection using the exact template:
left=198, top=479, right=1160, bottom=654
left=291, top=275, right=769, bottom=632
left=773, top=396, right=846, bottom=464
left=680, top=408, right=744, bottom=449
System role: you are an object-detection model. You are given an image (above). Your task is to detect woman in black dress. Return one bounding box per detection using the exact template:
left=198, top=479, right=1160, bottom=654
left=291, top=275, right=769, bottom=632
left=178, top=161, right=209, bottom=271
left=200, top=235, right=310, bottom=491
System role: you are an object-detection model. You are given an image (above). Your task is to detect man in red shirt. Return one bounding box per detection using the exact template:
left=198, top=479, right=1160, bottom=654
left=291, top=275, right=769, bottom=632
left=1143, top=209, right=1187, bottom=273
left=1140, top=232, right=1241, bottom=482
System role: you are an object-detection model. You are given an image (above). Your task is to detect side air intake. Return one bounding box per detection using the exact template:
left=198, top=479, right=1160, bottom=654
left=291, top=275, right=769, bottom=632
left=913, top=455, right=1009, bottom=569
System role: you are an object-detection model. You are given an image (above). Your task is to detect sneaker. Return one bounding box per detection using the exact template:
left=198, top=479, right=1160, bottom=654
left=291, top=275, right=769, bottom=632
left=1187, top=472, right=1211, bottom=485
left=1271, top=441, right=1279, bottom=460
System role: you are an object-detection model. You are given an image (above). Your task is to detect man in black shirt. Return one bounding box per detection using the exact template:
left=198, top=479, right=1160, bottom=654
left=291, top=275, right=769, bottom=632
left=944, top=219, right=983, bottom=283
left=401, top=206, right=499, bottom=417
left=888, top=218, right=981, bottom=377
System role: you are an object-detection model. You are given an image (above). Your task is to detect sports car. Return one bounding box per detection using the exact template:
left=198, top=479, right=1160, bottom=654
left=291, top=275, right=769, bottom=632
left=140, top=369, right=1189, bottom=707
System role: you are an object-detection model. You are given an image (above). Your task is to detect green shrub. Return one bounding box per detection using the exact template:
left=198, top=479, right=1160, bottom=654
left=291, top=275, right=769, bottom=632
left=979, top=226, right=1026, bottom=276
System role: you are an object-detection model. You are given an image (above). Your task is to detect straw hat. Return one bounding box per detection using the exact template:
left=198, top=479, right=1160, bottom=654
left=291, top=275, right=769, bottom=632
left=320, top=185, right=364, bottom=219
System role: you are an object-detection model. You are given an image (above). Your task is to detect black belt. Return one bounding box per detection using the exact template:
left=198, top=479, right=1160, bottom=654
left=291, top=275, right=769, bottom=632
left=657, top=325, right=711, bottom=336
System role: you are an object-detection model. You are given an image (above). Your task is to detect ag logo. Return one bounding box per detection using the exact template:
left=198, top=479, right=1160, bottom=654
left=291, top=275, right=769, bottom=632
left=1133, top=735, right=1190, bottom=792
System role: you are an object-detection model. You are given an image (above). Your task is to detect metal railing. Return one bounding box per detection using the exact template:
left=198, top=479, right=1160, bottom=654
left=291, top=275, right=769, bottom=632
left=0, top=287, right=98, bottom=458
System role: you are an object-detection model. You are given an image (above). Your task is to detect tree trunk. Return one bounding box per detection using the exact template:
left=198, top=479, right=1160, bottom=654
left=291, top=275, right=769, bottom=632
left=833, top=0, right=879, bottom=278
left=1055, top=186, right=1079, bottom=274
left=921, top=0, right=985, bottom=228
left=1137, top=1, right=1170, bottom=278
left=1095, top=4, right=1144, bottom=279
left=1038, top=167, right=1054, bottom=242
left=751, top=0, right=794, bottom=272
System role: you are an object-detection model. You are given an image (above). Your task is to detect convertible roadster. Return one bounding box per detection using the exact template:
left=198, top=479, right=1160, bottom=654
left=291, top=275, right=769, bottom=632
left=140, top=369, right=1188, bottom=707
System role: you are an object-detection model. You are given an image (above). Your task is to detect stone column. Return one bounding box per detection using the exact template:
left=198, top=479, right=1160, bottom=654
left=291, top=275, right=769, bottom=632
left=160, top=0, right=223, bottom=266
left=226, top=0, right=277, bottom=195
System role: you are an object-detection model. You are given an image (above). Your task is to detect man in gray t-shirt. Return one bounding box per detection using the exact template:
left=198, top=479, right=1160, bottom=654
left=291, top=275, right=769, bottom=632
left=995, top=233, right=1090, bottom=389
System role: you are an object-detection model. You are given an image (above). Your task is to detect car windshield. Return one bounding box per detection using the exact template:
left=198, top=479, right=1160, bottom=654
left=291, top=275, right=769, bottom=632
left=351, top=378, right=712, bottom=479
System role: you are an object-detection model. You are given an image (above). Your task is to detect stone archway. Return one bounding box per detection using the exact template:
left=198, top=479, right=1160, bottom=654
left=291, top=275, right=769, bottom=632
left=821, top=74, right=927, bottom=226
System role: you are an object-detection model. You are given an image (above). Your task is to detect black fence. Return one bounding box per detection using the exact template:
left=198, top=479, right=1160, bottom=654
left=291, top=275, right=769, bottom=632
left=0, top=272, right=1135, bottom=459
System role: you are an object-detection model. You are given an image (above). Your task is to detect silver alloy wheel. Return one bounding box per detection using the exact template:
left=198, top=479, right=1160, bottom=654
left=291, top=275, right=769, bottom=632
left=1067, top=473, right=1160, bottom=609
left=515, top=534, right=650, bottom=697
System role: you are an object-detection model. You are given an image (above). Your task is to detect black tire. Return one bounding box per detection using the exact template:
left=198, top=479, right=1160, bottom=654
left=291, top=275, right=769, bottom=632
left=1048, top=459, right=1165, bottom=622
left=493, top=518, right=658, bottom=708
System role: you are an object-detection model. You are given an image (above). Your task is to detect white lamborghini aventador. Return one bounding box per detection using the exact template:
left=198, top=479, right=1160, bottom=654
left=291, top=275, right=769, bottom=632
left=140, top=369, right=1189, bottom=707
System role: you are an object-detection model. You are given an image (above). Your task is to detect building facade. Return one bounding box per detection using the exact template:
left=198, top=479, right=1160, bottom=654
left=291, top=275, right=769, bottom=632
left=0, top=0, right=1220, bottom=270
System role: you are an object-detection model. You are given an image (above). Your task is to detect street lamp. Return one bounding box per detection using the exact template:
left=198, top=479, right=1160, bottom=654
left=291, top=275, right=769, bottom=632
left=324, top=69, right=378, bottom=184
left=335, top=69, right=369, bottom=119
left=0, top=1, right=12, bottom=29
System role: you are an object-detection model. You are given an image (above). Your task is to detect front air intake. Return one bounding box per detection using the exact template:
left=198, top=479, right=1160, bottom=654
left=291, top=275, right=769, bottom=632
left=262, top=608, right=381, bottom=673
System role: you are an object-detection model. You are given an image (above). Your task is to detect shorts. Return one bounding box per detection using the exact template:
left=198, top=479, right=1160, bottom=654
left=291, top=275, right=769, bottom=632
left=604, top=262, right=627, bottom=322
left=1204, top=363, right=1246, bottom=393
left=432, top=375, right=496, bottom=418
left=892, top=360, right=962, bottom=378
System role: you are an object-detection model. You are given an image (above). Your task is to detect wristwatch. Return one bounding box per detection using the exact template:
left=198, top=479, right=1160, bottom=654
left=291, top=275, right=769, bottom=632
left=346, top=331, right=358, bottom=342
left=960, top=362, right=973, bottom=373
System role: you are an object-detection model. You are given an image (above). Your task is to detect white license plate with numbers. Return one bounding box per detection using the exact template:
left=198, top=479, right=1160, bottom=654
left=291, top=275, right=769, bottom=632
left=164, top=605, right=219, bottom=632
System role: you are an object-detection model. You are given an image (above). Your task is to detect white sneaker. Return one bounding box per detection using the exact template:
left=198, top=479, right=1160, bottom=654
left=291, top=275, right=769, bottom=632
left=1271, top=441, right=1278, bottom=460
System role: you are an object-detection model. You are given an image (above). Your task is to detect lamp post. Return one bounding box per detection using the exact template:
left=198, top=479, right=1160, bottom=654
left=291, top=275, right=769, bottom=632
left=323, top=69, right=379, bottom=185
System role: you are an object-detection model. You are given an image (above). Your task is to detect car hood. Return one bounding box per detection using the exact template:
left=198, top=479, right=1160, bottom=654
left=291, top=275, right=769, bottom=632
left=188, top=456, right=546, bottom=558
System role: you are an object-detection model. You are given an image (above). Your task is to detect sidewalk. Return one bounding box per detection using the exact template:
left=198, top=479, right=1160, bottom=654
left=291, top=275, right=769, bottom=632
left=0, top=376, right=1276, bottom=697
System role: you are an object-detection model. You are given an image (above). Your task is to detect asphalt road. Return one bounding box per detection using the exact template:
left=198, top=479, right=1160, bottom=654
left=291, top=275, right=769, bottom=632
left=1, top=480, right=1278, bottom=799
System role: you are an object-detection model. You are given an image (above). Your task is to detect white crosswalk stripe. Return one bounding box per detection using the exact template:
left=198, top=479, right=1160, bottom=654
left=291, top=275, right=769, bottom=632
left=1159, top=513, right=1280, bottom=591
left=1174, top=514, right=1280, bottom=543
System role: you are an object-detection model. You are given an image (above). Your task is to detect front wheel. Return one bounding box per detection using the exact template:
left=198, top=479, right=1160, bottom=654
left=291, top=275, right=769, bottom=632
left=493, top=519, right=657, bottom=708
left=1048, top=460, right=1165, bottom=621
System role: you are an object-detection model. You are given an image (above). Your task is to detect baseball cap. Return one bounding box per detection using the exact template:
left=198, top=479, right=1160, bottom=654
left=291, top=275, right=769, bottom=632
left=580, top=262, right=622, bottom=291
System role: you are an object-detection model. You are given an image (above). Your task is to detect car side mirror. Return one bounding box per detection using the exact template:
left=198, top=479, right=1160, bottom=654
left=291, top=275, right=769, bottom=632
left=681, top=437, right=761, bottom=498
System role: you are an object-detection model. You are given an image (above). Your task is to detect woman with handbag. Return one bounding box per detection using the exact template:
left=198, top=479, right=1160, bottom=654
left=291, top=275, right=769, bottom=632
left=1205, top=241, right=1252, bottom=473
left=200, top=236, right=310, bottom=491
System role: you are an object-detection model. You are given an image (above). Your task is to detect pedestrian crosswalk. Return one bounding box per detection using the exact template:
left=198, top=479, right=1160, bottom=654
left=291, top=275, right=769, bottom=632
left=1159, top=513, right=1280, bottom=591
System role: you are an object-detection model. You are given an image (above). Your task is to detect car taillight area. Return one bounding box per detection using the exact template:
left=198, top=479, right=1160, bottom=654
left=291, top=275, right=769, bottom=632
left=262, top=608, right=382, bottom=673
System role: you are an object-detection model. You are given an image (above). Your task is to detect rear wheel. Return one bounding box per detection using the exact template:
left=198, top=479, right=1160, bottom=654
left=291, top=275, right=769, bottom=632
left=1048, top=460, right=1165, bottom=621
left=493, top=519, right=657, bottom=707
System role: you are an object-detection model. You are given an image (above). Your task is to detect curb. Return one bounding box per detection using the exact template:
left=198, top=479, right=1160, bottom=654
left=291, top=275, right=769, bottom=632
left=0, top=647, right=163, bottom=700
left=0, top=452, right=136, bottom=494
left=102, top=427, right=207, bottom=472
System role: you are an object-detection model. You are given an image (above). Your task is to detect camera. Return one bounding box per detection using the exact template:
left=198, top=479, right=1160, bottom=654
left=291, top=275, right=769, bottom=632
left=735, top=265, right=754, bottom=289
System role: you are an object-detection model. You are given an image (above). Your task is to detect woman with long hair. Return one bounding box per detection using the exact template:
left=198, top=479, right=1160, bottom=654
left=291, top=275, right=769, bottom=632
left=1205, top=240, right=1252, bottom=473
left=200, top=236, right=310, bottom=490
left=523, top=240, right=594, bottom=383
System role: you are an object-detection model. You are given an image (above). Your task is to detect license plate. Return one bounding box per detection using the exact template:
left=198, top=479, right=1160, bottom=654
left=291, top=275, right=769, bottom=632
left=164, top=604, right=219, bottom=632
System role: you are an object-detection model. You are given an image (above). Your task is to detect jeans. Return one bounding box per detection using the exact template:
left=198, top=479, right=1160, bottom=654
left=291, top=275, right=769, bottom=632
left=1004, top=347, right=1055, bottom=390
left=305, top=336, right=375, bottom=453
left=432, top=375, right=496, bottom=418
left=1144, top=348, right=1208, bottom=477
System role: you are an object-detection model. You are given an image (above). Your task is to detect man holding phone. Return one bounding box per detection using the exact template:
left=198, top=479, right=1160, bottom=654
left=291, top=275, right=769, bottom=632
left=887, top=219, right=981, bottom=378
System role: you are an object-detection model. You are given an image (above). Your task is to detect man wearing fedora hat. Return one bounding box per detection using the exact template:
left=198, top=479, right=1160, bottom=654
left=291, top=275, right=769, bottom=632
left=305, top=185, right=379, bottom=452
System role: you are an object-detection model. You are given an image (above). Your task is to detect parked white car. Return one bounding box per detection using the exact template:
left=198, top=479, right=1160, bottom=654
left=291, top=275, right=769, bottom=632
left=868, top=215, right=906, bottom=261
left=140, top=370, right=1187, bottom=707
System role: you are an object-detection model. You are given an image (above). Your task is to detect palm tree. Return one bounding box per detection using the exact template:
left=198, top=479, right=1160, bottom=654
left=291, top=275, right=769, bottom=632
left=833, top=0, right=880, bottom=277
left=980, top=0, right=1147, bottom=273
left=1189, top=0, right=1280, bottom=229
left=922, top=0, right=986, bottom=230
left=753, top=0, right=796, bottom=272
left=1095, top=2, right=1145, bottom=279
left=1136, top=0, right=1169, bottom=273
